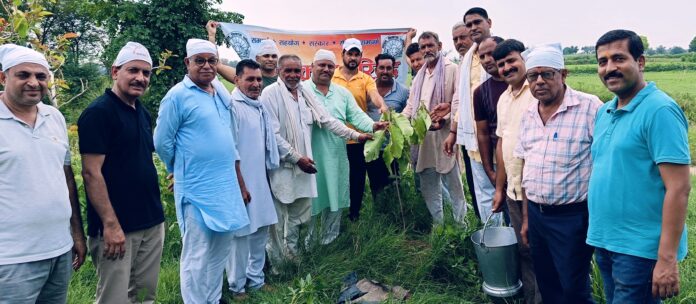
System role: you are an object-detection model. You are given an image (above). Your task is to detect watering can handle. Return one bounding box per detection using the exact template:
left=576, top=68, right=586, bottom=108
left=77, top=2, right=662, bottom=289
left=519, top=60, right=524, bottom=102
left=479, top=213, right=496, bottom=246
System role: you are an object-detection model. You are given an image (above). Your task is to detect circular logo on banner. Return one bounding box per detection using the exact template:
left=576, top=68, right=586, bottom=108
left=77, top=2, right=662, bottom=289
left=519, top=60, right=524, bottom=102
left=227, top=32, right=251, bottom=59
left=382, top=36, right=404, bottom=58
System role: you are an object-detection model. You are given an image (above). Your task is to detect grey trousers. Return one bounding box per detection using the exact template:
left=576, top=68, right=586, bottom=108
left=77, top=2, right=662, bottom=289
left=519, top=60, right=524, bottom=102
left=267, top=197, right=312, bottom=266
left=88, top=223, right=165, bottom=304
left=506, top=197, right=543, bottom=304
left=418, top=166, right=467, bottom=224
left=0, top=249, right=72, bottom=304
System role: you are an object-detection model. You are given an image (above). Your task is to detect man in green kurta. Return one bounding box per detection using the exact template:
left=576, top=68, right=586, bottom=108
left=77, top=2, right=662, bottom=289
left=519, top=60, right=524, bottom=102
left=306, top=49, right=387, bottom=245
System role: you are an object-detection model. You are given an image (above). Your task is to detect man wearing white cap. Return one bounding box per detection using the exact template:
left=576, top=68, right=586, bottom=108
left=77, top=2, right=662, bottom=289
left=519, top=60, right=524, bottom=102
left=0, top=44, right=86, bottom=302
left=332, top=37, right=389, bottom=221
left=154, top=38, right=250, bottom=303
left=305, top=49, right=388, bottom=245
left=207, top=21, right=279, bottom=89
left=78, top=41, right=165, bottom=303
left=261, top=54, right=372, bottom=266
left=513, top=43, right=601, bottom=303
left=256, top=39, right=280, bottom=88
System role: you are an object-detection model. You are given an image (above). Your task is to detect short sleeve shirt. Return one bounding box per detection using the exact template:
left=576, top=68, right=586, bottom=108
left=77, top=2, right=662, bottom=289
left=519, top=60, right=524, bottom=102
left=332, top=66, right=377, bottom=112
left=0, top=101, right=73, bottom=264
left=78, top=89, right=164, bottom=237
left=587, top=82, right=690, bottom=261
left=496, top=82, right=536, bottom=200
left=366, top=81, right=409, bottom=121
left=473, top=77, right=508, bottom=148
left=262, top=75, right=278, bottom=89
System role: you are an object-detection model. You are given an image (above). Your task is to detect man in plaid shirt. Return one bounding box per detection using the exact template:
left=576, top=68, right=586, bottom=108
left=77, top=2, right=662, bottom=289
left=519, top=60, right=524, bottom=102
left=513, top=43, right=602, bottom=303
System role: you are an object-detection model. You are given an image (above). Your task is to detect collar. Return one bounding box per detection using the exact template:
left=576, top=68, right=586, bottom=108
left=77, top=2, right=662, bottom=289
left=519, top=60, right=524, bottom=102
left=105, top=89, right=141, bottom=112
left=507, top=80, right=531, bottom=99
left=0, top=97, right=50, bottom=120
left=307, top=79, right=335, bottom=97
left=557, top=85, right=579, bottom=113
left=606, top=82, right=656, bottom=113
left=333, top=66, right=365, bottom=81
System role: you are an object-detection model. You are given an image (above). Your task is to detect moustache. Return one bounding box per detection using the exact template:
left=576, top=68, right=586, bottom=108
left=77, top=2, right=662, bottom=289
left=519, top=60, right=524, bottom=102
left=129, top=81, right=146, bottom=89
left=604, top=70, right=623, bottom=80
left=503, top=67, right=518, bottom=77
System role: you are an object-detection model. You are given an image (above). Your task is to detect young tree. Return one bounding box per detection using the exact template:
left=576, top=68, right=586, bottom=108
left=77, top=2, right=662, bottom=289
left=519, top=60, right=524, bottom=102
left=689, top=36, right=696, bottom=52
left=0, top=0, right=79, bottom=107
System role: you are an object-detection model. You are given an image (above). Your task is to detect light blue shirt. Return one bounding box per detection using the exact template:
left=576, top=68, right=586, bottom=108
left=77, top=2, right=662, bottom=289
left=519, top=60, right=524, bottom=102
left=366, top=81, right=409, bottom=121
left=587, top=82, right=690, bottom=261
left=154, top=76, right=249, bottom=233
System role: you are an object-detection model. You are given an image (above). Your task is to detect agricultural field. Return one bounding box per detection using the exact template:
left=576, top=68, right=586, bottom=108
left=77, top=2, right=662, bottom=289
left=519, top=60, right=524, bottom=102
left=65, top=55, right=696, bottom=303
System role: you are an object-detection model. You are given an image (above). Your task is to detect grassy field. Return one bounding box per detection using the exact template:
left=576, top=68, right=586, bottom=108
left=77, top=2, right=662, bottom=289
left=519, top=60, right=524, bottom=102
left=65, top=64, right=696, bottom=303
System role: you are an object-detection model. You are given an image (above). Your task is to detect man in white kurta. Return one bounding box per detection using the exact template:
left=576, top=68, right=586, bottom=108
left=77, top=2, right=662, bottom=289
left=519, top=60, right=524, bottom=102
left=225, top=60, right=279, bottom=295
left=402, top=32, right=467, bottom=224
left=261, top=55, right=369, bottom=266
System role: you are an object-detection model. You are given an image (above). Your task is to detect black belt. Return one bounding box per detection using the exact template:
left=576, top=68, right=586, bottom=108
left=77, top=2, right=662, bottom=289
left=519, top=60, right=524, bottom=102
left=528, top=200, right=587, bottom=215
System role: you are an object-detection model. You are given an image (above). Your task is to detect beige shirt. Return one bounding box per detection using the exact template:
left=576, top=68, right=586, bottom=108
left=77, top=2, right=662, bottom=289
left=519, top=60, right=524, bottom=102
left=495, top=81, right=536, bottom=200
left=402, top=60, right=458, bottom=174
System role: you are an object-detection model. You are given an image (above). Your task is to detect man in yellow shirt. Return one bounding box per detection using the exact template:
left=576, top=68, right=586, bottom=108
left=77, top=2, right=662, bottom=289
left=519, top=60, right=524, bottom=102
left=332, top=38, right=388, bottom=221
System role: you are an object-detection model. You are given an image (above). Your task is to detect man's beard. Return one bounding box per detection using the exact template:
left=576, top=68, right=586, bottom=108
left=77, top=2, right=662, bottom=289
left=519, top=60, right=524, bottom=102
left=377, top=76, right=394, bottom=87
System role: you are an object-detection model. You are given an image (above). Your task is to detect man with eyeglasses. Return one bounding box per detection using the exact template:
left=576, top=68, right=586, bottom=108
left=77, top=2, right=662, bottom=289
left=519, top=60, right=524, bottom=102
left=154, top=38, right=251, bottom=303
left=514, top=43, right=601, bottom=303
left=491, top=38, right=541, bottom=304
left=445, top=7, right=494, bottom=224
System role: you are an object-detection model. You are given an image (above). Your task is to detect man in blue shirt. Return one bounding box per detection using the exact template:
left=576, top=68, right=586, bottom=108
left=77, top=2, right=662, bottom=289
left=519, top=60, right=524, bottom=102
left=154, top=38, right=250, bottom=304
left=588, top=29, right=691, bottom=303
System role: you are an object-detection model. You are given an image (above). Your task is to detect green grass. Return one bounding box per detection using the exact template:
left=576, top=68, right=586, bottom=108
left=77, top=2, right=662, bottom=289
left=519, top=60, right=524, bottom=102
left=64, top=67, right=696, bottom=303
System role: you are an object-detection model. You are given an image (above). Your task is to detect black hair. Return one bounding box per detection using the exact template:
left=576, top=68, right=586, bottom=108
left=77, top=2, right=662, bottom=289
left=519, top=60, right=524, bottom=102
left=595, top=29, right=644, bottom=60
left=406, top=43, right=421, bottom=57
left=374, top=53, right=396, bottom=66
left=235, top=59, right=260, bottom=76
left=489, top=36, right=504, bottom=44
left=464, top=7, right=489, bottom=20
left=492, top=39, right=525, bottom=61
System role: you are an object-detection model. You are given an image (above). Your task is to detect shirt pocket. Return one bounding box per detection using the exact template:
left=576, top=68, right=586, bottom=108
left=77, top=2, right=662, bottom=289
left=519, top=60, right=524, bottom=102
left=301, top=108, right=314, bottom=125
left=548, top=136, right=583, bottom=168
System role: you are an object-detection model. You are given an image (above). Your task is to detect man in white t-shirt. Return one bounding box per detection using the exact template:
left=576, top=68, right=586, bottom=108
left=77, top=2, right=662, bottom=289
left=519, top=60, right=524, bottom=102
left=0, top=44, right=86, bottom=302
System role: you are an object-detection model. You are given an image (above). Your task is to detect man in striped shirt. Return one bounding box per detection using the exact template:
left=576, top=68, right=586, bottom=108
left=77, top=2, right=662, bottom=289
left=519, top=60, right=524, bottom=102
left=513, top=43, right=602, bottom=303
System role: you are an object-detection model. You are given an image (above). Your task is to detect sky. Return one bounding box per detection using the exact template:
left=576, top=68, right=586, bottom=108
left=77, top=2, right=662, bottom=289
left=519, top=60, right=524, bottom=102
left=217, top=0, right=695, bottom=59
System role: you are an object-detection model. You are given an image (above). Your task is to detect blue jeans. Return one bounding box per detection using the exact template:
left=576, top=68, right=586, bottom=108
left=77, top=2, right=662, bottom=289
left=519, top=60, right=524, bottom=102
left=594, top=247, right=660, bottom=304
left=0, top=250, right=72, bottom=304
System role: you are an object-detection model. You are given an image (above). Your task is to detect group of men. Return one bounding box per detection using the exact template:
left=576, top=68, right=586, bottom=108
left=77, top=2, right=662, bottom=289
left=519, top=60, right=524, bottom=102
left=0, top=6, right=690, bottom=304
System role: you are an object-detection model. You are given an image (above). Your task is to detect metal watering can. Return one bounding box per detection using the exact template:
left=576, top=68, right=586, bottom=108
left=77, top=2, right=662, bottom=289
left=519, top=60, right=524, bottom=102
left=470, top=213, right=523, bottom=298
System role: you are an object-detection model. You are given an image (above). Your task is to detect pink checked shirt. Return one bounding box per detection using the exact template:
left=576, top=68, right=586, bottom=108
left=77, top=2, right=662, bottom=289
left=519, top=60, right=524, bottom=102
left=513, top=86, right=602, bottom=205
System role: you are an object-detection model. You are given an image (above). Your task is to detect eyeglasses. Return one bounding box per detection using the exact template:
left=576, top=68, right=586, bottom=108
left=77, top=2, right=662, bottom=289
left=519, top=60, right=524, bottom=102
left=192, top=57, right=219, bottom=67
left=526, top=69, right=559, bottom=82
